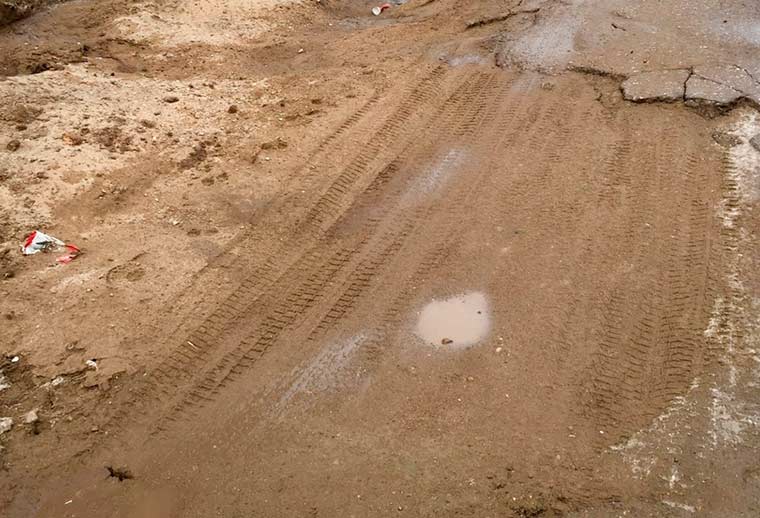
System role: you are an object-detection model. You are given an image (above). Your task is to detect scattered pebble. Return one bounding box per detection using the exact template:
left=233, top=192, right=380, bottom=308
left=261, top=137, right=288, bottom=150
left=62, top=132, right=84, bottom=146
left=227, top=105, right=239, bottom=114
left=0, top=417, right=13, bottom=435
left=107, top=465, right=134, bottom=481
left=540, top=81, right=555, bottom=91
left=712, top=130, right=742, bottom=148
left=6, top=139, right=20, bottom=152
left=163, top=95, right=180, bottom=103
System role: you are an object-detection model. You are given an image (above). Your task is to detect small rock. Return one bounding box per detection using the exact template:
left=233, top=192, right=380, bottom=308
left=260, top=137, right=288, bottom=150
left=83, top=374, right=99, bottom=389
left=23, top=409, right=39, bottom=425
left=298, top=48, right=304, bottom=54
left=163, top=95, right=180, bottom=103
left=712, top=131, right=742, bottom=148
left=227, top=105, right=238, bottom=114
left=106, top=465, right=134, bottom=481
left=0, top=417, right=12, bottom=435
left=140, top=119, right=156, bottom=129
left=6, top=139, right=20, bottom=152
left=621, top=69, right=690, bottom=103
left=750, top=134, right=760, bottom=153
left=23, top=409, right=41, bottom=433
left=441, top=338, right=453, bottom=345
left=62, top=132, right=84, bottom=146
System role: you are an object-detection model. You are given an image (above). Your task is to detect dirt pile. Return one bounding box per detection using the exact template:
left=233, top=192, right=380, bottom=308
left=0, top=0, right=55, bottom=26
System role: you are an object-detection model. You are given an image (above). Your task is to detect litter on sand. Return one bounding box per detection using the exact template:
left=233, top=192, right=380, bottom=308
left=21, top=230, right=81, bottom=264
left=372, top=3, right=392, bottom=15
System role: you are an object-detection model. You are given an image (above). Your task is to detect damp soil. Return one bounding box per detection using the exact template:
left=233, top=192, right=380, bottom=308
left=3, top=0, right=760, bottom=517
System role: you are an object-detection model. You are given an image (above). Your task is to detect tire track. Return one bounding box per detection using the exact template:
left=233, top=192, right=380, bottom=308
left=584, top=131, right=719, bottom=447
left=106, top=65, right=452, bottom=430
left=150, top=70, right=507, bottom=429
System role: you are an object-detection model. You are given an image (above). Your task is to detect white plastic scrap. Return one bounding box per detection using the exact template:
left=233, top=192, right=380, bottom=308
left=21, top=231, right=65, bottom=255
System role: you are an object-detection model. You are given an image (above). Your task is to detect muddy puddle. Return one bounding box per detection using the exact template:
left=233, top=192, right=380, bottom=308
left=415, top=291, right=490, bottom=349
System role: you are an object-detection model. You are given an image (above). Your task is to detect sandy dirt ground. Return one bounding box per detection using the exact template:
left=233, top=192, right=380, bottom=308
left=3, top=0, right=760, bottom=516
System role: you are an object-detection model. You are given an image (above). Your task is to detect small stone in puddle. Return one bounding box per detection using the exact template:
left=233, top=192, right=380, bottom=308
left=417, top=292, right=490, bottom=348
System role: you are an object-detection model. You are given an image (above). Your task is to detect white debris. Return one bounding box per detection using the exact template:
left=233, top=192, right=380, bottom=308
left=662, top=500, right=696, bottom=513
left=21, top=230, right=65, bottom=255
left=0, top=417, right=13, bottom=435
left=0, top=372, right=9, bottom=392
left=23, top=409, right=39, bottom=425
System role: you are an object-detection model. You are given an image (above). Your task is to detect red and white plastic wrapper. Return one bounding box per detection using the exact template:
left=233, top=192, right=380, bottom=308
left=371, top=3, right=392, bottom=15
left=21, top=230, right=81, bottom=264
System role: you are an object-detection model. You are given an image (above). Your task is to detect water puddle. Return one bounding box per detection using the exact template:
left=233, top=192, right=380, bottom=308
left=415, top=291, right=490, bottom=349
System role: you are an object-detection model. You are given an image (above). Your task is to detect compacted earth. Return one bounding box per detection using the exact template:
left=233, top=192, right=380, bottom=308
left=3, top=0, right=760, bottom=516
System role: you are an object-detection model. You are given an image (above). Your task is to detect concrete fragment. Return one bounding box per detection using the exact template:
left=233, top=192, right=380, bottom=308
left=685, top=76, right=742, bottom=106
left=0, top=417, right=12, bottom=434
left=692, top=64, right=760, bottom=98
left=621, top=70, right=690, bottom=102
left=750, top=134, right=760, bottom=153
